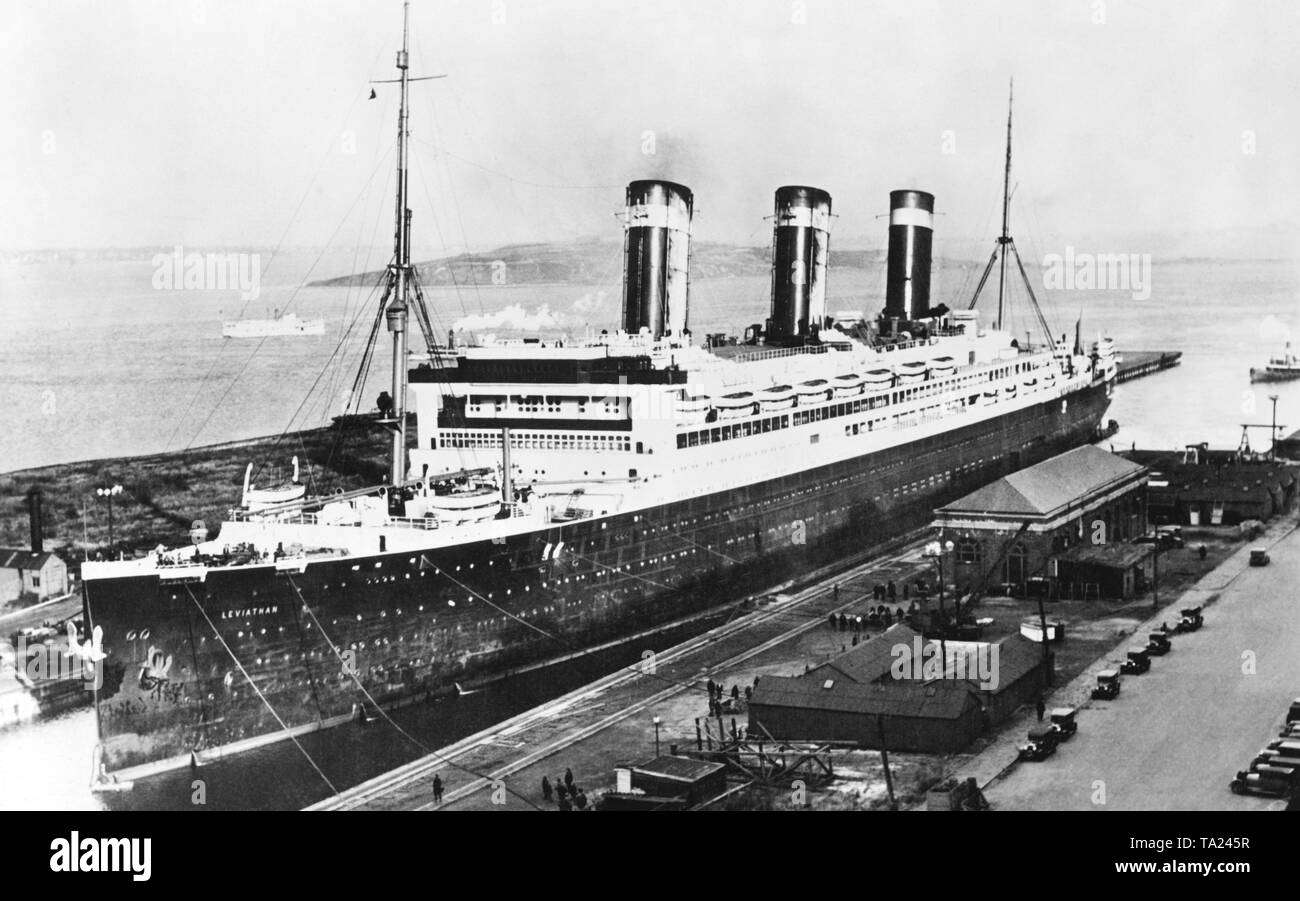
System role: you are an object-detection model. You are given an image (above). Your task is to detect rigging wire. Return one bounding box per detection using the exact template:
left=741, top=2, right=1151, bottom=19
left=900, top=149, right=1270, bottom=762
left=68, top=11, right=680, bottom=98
left=183, top=585, right=338, bottom=794
left=283, top=574, right=545, bottom=810
left=183, top=143, right=397, bottom=452
left=164, top=76, right=387, bottom=453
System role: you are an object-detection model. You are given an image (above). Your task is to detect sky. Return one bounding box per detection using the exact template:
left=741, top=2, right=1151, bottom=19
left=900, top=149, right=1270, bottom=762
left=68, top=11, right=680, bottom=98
left=4, top=0, right=1299, bottom=260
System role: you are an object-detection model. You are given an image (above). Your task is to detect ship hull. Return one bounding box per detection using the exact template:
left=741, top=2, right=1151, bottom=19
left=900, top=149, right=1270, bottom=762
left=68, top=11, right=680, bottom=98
left=1249, top=367, right=1300, bottom=383
left=84, top=381, right=1111, bottom=776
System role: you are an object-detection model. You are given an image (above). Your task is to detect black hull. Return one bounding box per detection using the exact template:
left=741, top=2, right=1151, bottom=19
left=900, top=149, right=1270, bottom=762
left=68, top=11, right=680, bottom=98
left=84, top=382, right=1112, bottom=774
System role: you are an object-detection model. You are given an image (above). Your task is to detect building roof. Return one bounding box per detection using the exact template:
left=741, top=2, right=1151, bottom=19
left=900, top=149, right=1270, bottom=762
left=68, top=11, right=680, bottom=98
left=1055, top=542, right=1155, bottom=569
left=0, top=549, right=61, bottom=571
left=938, top=446, right=1145, bottom=519
left=812, top=623, right=921, bottom=685
left=750, top=674, right=978, bottom=720
left=980, top=635, right=1046, bottom=692
left=631, top=756, right=725, bottom=783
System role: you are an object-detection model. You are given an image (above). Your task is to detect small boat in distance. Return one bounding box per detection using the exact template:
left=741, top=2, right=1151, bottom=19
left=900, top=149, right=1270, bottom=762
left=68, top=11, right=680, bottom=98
left=222, top=310, right=325, bottom=338
left=1250, top=343, right=1300, bottom=383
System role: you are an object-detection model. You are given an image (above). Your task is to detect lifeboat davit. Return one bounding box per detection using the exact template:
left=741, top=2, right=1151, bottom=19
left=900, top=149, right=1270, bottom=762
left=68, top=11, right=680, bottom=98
left=241, top=457, right=307, bottom=514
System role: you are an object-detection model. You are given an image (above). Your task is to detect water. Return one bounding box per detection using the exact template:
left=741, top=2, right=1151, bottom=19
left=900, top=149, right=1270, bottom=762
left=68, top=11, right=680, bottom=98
left=1, top=254, right=1298, bottom=808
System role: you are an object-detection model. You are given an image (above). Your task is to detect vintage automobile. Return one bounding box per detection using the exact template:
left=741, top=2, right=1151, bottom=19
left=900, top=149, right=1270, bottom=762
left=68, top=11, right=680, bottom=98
left=1121, top=648, right=1151, bottom=675
left=1231, top=768, right=1297, bottom=799
left=1264, top=739, right=1300, bottom=756
left=1174, top=606, right=1204, bottom=633
left=1019, top=725, right=1059, bottom=762
left=1280, top=721, right=1300, bottom=739
left=1249, top=548, right=1270, bottom=566
left=1135, top=527, right=1184, bottom=550
left=1091, top=670, right=1122, bottom=701
left=1288, top=698, right=1300, bottom=724
left=1252, top=751, right=1300, bottom=770
left=1146, top=632, right=1173, bottom=656
left=1048, top=708, right=1078, bottom=741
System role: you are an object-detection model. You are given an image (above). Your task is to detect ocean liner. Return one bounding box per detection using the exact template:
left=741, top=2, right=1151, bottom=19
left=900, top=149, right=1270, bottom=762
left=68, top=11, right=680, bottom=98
left=81, top=6, right=1116, bottom=780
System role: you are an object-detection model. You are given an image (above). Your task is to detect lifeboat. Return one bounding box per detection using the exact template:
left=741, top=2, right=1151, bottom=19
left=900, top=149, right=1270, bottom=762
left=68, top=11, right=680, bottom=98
left=982, top=390, right=999, bottom=406
left=832, top=373, right=866, bottom=397
left=797, top=379, right=832, bottom=402
left=863, top=368, right=894, bottom=390
left=758, top=385, right=796, bottom=412
left=895, top=361, right=928, bottom=384
left=676, top=393, right=712, bottom=424
left=426, top=484, right=502, bottom=524
left=1002, top=384, right=1018, bottom=400
left=241, top=457, right=307, bottom=514
left=715, top=391, right=757, bottom=420
left=1022, top=377, right=1038, bottom=394
left=929, top=356, right=956, bottom=376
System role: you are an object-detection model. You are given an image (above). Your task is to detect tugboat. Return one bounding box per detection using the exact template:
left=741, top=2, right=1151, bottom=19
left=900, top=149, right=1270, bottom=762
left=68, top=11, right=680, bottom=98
left=1250, top=343, right=1300, bottom=382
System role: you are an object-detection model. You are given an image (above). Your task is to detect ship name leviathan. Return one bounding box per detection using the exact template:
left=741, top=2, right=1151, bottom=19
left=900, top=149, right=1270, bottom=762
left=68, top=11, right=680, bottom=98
left=220, top=605, right=279, bottom=620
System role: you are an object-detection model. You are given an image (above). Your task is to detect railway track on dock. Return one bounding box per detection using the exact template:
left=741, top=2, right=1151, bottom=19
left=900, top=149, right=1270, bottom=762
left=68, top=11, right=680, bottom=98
left=308, top=540, right=926, bottom=811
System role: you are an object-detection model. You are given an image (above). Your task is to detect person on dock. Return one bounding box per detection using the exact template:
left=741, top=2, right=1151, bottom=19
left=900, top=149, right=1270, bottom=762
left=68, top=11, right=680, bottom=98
left=1035, top=698, right=1046, bottom=722
left=542, top=776, right=553, bottom=802
left=887, top=580, right=897, bottom=602
left=833, top=583, right=840, bottom=602
left=827, top=613, right=837, bottom=630
left=432, top=774, right=444, bottom=803
left=564, top=768, right=574, bottom=792
left=731, top=685, right=740, bottom=702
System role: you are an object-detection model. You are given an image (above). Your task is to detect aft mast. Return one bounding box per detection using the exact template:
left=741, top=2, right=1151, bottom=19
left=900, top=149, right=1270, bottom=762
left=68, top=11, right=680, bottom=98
left=996, top=79, right=1013, bottom=332
left=968, top=80, right=1055, bottom=347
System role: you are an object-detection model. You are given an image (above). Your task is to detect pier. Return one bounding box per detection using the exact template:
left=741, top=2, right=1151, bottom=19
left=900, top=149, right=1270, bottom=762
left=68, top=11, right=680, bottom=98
left=1115, top=350, right=1182, bottom=384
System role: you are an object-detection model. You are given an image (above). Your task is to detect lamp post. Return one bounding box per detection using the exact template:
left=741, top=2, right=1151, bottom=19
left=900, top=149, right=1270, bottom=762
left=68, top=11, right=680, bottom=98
left=1270, top=394, right=1279, bottom=461
left=96, top=484, right=123, bottom=552
left=923, top=539, right=955, bottom=665
left=653, top=715, right=661, bottom=758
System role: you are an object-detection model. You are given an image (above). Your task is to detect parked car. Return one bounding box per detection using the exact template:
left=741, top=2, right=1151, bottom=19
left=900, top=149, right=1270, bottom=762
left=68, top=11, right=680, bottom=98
left=1091, top=670, right=1122, bottom=701
left=1048, top=708, right=1078, bottom=741
left=1250, top=548, right=1271, bottom=566
left=1121, top=648, right=1151, bottom=675
left=1146, top=632, right=1173, bottom=656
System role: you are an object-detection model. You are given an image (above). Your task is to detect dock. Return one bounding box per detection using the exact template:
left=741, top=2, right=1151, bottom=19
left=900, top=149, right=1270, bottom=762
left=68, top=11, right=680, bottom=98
left=307, top=541, right=935, bottom=811
left=1116, top=350, right=1182, bottom=384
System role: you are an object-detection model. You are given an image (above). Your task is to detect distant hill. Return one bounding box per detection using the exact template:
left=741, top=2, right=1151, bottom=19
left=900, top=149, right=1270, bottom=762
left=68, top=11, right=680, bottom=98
left=308, top=240, right=891, bottom=288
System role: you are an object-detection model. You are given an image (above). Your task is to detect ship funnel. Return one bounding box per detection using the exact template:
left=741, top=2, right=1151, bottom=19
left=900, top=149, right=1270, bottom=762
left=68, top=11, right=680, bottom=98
left=766, top=186, right=832, bottom=345
left=884, top=189, right=935, bottom=322
left=621, top=180, right=694, bottom=339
